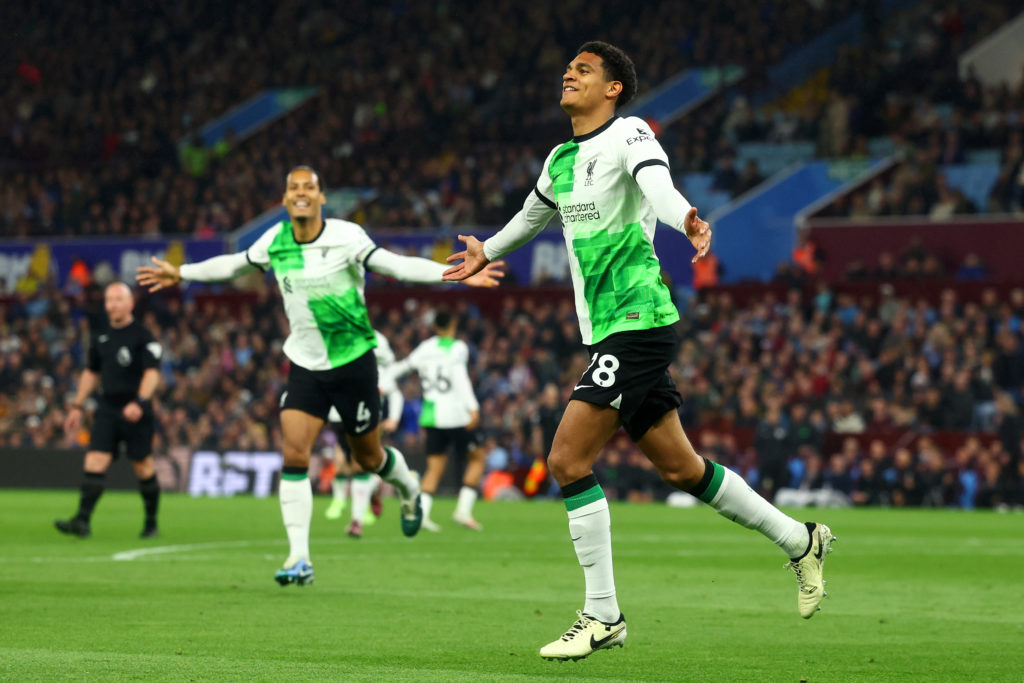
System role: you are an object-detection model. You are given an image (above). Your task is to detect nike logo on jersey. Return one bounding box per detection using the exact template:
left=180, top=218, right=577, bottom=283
left=354, top=422, right=371, bottom=434
left=589, top=624, right=625, bottom=650
left=573, top=384, right=593, bottom=391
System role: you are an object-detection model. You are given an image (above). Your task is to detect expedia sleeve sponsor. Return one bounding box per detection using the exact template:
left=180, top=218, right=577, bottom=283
left=559, top=201, right=601, bottom=223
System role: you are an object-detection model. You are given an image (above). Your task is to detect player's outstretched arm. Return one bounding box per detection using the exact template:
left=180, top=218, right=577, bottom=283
left=444, top=183, right=557, bottom=281
left=365, top=248, right=505, bottom=288
left=635, top=164, right=712, bottom=264
left=137, top=252, right=257, bottom=291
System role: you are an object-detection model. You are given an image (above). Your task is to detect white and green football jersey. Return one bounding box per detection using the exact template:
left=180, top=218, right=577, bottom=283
left=391, top=336, right=478, bottom=429
left=534, top=116, right=680, bottom=345
left=246, top=218, right=377, bottom=371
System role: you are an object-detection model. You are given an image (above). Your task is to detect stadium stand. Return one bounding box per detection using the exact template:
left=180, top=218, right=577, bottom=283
left=3, top=0, right=1023, bottom=510
left=2, top=276, right=1021, bottom=508
left=2, top=0, right=860, bottom=236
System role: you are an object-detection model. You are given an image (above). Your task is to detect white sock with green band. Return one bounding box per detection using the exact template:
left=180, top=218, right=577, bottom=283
left=421, top=492, right=434, bottom=521
left=563, top=474, right=619, bottom=623
left=691, top=457, right=809, bottom=558
left=374, top=446, right=419, bottom=500
left=280, top=468, right=312, bottom=563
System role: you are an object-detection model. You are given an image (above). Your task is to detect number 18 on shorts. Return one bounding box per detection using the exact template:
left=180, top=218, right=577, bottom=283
left=569, top=326, right=683, bottom=442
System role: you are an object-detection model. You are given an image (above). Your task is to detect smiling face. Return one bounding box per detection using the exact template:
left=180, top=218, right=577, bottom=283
left=560, top=51, right=621, bottom=115
left=282, top=168, right=326, bottom=221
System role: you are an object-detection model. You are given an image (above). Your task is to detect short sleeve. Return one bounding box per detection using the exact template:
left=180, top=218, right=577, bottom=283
left=87, top=337, right=101, bottom=372
left=245, top=224, right=278, bottom=271
left=141, top=328, right=162, bottom=369
left=618, top=117, right=670, bottom=182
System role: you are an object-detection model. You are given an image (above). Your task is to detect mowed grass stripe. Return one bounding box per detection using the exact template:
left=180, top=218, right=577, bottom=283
left=1, top=489, right=1022, bottom=681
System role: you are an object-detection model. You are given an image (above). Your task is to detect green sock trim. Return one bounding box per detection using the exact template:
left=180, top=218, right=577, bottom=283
left=697, top=461, right=725, bottom=504
left=334, top=472, right=349, bottom=481
left=281, top=472, right=308, bottom=482
left=353, top=473, right=372, bottom=481
left=378, top=447, right=396, bottom=477
left=564, top=484, right=605, bottom=512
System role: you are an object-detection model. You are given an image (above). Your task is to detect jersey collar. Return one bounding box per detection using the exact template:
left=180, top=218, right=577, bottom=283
left=572, top=116, right=618, bottom=143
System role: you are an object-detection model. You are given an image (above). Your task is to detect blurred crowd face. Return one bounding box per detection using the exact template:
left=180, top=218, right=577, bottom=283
left=104, top=283, right=134, bottom=327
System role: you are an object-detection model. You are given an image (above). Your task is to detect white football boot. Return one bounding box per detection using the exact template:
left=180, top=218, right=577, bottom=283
left=539, top=611, right=626, bottom=661
left=785, top=522, right=836, bottom=618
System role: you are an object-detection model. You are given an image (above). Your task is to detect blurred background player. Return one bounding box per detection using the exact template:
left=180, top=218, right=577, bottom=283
left=137, top=166, right=504, bottom=586
left=389, top=310, right=485, bottom=531
left=325, top=329, right=404, bottom=539
left=444, top=41, right=834, bottom=660
left=56, top=282, right=162, bottom=539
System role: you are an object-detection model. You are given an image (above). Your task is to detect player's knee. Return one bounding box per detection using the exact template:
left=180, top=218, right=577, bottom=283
left=281, top=441, right=310, bottom=468
left=350, top=444, right=382, bottom=471
left=658, top=464, right=702, bottom=491
left=547, top=450, right=583, bottom=487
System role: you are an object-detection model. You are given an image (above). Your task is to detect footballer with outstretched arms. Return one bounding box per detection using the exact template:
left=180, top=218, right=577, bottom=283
left=443, top=42, right=834, bottom=660
left=138, top=166, right=504, bottom=586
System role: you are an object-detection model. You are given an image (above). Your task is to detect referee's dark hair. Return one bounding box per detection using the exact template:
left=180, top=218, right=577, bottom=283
left=433, top=309, right=453, bottom=330
left=577, top=41, right=638, bottom=110
left=286, top=165, right=322, bottom=190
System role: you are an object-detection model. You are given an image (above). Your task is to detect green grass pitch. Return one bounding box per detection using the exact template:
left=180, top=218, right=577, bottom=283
left=1, top=489, right=1022, bottom=681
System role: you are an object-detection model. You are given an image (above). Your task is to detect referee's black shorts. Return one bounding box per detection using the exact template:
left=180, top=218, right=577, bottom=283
left=569, top=325, right=682, bottom=442
left=89, top=404, right=155, bottom=461
left=281, top=351, right=380, bottom=436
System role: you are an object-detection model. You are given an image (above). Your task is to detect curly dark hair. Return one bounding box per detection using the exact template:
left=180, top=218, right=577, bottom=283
left=576, top=41, right=638, bottom=109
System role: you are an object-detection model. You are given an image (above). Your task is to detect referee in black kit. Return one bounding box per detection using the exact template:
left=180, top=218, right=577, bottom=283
left=56, top=282, right=162, bottom=539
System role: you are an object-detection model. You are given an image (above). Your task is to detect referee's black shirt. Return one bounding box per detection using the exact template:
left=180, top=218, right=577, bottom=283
left=87, top=320, right=161, bottom=409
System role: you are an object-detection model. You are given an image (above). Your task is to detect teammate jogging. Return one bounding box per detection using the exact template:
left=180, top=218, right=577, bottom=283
left=443, top=42, right=835, bottom=660
left=138, top=166, right=504, bottom=586
left=389, top=310, right=485, bottom=531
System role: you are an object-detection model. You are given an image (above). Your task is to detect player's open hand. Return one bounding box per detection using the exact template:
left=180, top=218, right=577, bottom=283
left=443, top=235, right=489, bottom=282
left=136, top=257, right=182, bottom=292
left=684, top=207, right=712, bottom=263
left=463, top=261, right=506, bottom=288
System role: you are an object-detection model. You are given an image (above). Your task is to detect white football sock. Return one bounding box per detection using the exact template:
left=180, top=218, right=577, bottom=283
left=421, top=492, right=435, bottom=521
left=331, top=475, right=349, bottom=501
left=279, top=474, right=312, bottom=562
left=454, top=485, right=477, bottom=519
left=350, top=473, right=375, bottom=524
left=696, top=459, right=809, bottom=558
left=563, top=478, right=619, bottom=624
left=375, top=446, right=419, bottom=501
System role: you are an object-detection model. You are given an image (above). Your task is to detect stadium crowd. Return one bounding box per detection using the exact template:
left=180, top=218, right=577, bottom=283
left=2, top=0, right=861, bottom=238
left=675, top=0, right=1024, bottom=212
left=2, top=272, right=1021, bottom=509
